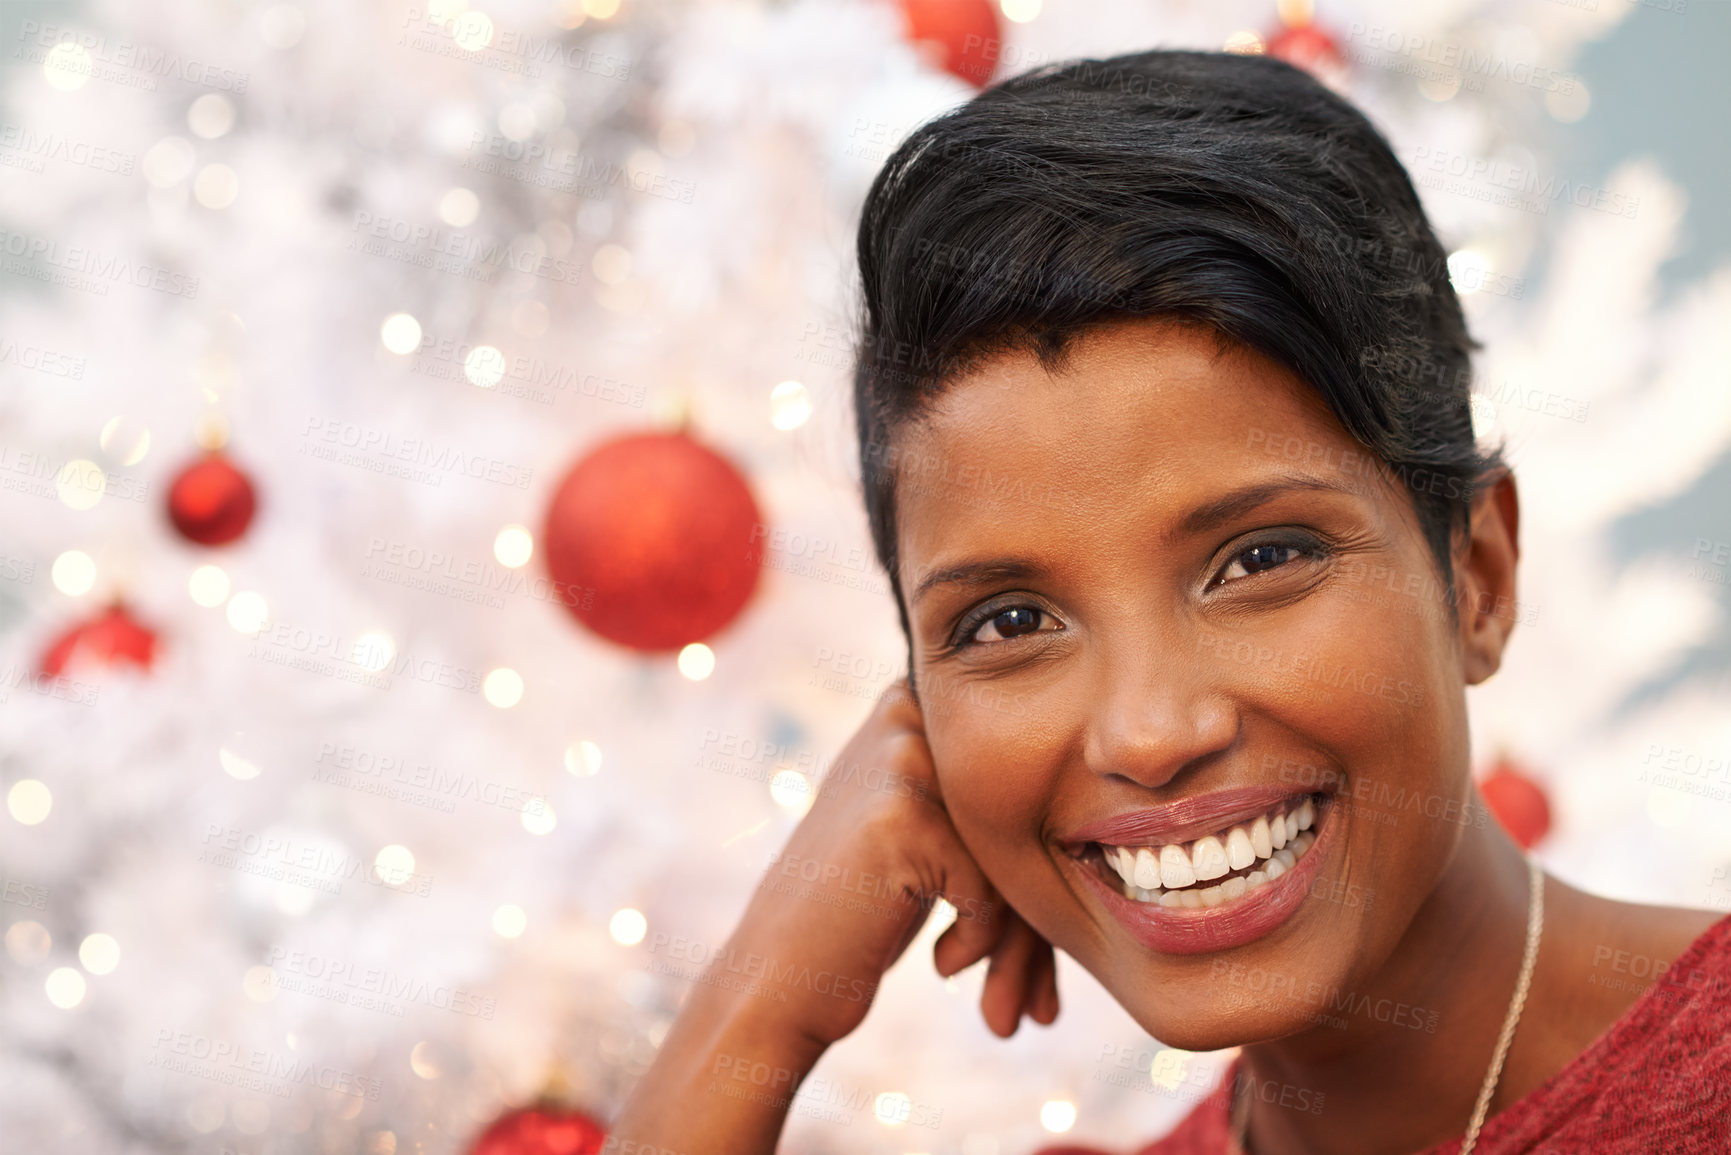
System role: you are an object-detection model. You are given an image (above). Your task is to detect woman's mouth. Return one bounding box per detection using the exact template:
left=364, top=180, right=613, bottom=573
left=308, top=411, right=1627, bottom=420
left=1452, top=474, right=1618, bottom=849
left=1087, top=795, right=1319, bottom=909
left=1070, top=789, right=1339, bottom=955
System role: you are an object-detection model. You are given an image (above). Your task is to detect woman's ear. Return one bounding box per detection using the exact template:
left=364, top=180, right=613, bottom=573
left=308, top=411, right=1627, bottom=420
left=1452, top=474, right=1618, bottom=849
left=1454, top=472, right=1521, bottom=685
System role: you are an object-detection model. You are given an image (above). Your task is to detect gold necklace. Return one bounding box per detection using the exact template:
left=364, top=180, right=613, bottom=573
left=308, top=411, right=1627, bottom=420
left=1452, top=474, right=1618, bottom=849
left=1229, top=859, right=1545, bottom=1155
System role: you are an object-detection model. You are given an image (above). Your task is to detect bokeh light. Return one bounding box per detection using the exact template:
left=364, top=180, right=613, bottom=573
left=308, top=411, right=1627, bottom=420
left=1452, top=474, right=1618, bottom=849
left=45, top=967, right=86, bottom=1009
left=609, top=908, right=647, bottom=945
left=79, top=933, right=121, bottom=975
left=483, top=667, right=524, bottom=707
left=677, top=643, right=714, bottom=681
left=494, top=525, right=534, bottom=567
left=51, top=550, right=96, bottom=596
left=7, top=780, right=52, bottom=826
left=189, top=564, right=232, bottom=607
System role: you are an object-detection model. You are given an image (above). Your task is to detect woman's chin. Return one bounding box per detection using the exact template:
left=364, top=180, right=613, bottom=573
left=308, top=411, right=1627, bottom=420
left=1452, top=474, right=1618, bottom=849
left=1122, top=1004, right=1316, bottom=1053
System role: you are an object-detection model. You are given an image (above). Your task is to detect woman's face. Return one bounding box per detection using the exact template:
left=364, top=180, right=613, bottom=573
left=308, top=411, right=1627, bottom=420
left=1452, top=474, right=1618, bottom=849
left=895, top=318, right=1481, bottom=1049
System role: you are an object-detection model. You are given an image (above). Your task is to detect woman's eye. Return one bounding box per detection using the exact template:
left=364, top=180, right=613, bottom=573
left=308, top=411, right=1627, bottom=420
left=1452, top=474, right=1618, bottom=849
left=1218, top=542, right=1307, bottom=583
left=970, top=606, right=1054, bottom=644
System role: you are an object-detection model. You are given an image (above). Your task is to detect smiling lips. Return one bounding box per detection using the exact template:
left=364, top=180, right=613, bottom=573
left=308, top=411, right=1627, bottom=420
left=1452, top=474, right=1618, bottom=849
left=1099, top=798, right=1317, bottom=909
left=1073, top=789, right=1338, bottom=954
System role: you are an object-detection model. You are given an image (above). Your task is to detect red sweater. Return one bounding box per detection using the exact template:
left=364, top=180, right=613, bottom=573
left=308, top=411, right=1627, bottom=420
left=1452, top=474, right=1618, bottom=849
left=1045, top=914, right=1731, bottom=1154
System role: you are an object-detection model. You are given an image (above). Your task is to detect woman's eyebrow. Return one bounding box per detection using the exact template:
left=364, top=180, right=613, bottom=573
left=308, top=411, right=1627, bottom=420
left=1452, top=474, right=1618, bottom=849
left=910, top=559, right=1049, bottom=607
left=1173, top=475, right=1363, bottom=541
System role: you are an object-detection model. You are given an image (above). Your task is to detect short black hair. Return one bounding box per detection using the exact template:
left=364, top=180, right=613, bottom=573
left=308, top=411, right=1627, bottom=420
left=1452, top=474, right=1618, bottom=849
left=852, top=49, right=1503, bottom=653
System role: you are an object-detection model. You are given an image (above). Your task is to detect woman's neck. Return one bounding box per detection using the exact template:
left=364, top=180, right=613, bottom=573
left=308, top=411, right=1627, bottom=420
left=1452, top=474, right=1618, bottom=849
left=1237, top=823, right=1541, bottom=1155
left=1235, top=821, right=1720, bottom=1155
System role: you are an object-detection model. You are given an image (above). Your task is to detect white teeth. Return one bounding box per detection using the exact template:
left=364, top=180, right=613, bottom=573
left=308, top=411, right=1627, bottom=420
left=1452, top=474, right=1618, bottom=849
left=1160, top=844, right=1195, bottom=889
left=1250, top=816, right=1273, bottom=859
left=1101, top=797, right=1323, bottom=907
left=1191, top=835, right=1229, bottom=882
left=1226, top=826, right=1256, bottom=871
left=1133, top=847, right=1163, bottom=890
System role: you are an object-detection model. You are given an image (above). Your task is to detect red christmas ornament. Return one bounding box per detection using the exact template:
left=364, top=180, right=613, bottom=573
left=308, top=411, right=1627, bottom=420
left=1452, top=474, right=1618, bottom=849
left=39, top=603, right=159, bottom=677
left=899, top=0, right=1002, bottom=87
left=167, top=451, right=257, bottom=546
left=1266, top=19, right=1345, bottom=77
left=467, top=1106, right=606, bottom=1155
left=1479, top=759, right=1552, bottom=849
left=543, top=432, right=763, bottom=653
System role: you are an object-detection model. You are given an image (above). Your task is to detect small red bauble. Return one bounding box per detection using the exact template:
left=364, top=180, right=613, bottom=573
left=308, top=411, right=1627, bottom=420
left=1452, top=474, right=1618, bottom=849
left=543, top=432, right=763, bottom=653
left=1266, top=21, right=1345, bottom=76
left=1479, top=760, right=1552, bottom=849
left=168, top=451, right=257, bottom=546
left=899, top=0, right=1002, bottom=87
left=467, top=1106, right=606, bottom=1155
left=39, top=603, right=159, bottom=677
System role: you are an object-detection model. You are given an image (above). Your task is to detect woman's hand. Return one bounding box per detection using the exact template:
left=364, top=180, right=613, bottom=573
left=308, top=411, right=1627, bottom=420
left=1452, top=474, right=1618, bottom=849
left=740, top=678, right=1059, bottom=1045
left=608, top=681, right=1057, bottom=1154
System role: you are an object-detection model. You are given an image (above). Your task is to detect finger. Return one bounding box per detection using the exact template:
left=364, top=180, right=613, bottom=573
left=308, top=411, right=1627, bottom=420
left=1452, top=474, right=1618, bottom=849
left=931, top=870, right=1007, bottom=978
left=1023, top=937, right=1059, bottom=1025
left=980, top=910, right=1044, bottom=1038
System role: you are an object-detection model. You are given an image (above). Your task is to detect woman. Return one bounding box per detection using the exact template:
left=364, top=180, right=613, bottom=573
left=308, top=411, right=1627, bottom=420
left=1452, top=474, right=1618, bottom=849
left=612, top=50, right=1731, bottom=1154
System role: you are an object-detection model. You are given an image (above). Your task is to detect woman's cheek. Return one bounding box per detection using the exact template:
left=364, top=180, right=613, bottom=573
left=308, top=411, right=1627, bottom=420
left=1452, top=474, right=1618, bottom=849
left=929, top=708, right=1060, bottom=877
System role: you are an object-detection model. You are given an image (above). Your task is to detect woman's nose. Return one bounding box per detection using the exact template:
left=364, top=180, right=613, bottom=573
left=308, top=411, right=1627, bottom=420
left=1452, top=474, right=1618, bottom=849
left=1080, top=642, right=1240, bottom=790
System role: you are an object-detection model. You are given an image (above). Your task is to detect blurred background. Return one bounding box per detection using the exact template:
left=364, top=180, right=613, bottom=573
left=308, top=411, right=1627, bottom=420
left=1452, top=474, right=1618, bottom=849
left=1, top=0, right=1728, bottom=1151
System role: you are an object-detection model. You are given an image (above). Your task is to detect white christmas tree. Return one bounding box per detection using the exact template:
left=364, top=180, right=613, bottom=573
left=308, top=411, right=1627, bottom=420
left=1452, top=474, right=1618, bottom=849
left=0, top=0, right=1724, bottom=1151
